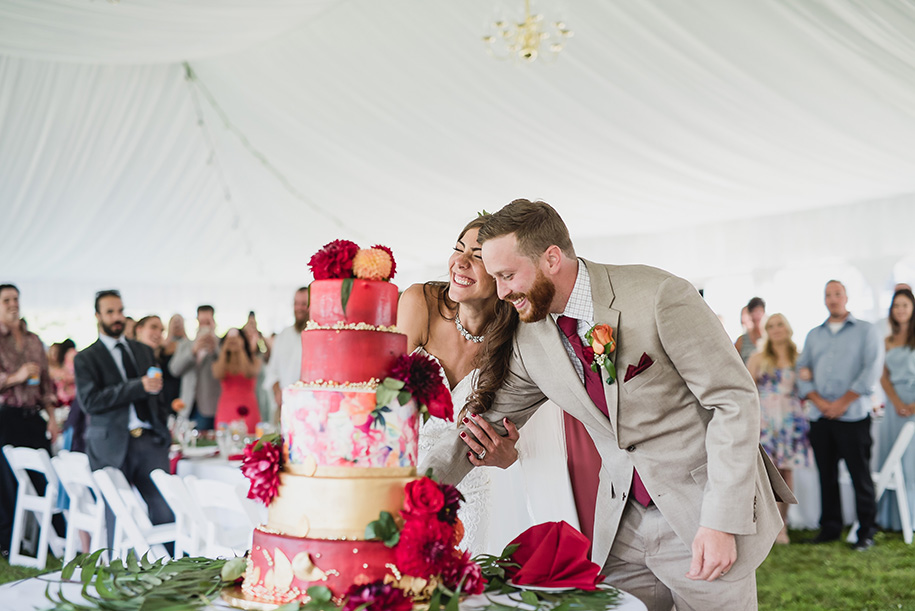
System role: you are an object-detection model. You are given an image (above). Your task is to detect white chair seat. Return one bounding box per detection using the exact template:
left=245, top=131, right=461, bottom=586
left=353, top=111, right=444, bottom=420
left=847, top=421, right=915, bottom=544
left=51, top=450, right=107, bottom=563
left=92, top=467, right=175, bottom=561
left=183, top=475, right=257, bottom=558
left=2, top=445, right=65, bottom=569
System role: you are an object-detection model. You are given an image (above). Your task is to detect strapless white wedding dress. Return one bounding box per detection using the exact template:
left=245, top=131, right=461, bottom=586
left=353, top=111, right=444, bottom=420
left=416, top=349, right=579, bottom=556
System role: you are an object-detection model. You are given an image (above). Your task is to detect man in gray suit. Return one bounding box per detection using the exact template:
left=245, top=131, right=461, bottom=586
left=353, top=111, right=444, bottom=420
left=74, top=290, right=173, bottom=543
left=169, top=305, right=221, bottom=430
left=421, top=200, right=793, bottom=610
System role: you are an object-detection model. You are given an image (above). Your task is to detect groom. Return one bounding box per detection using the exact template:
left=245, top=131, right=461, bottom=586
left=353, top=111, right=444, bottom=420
left=421, top=200, right=794, bottom=610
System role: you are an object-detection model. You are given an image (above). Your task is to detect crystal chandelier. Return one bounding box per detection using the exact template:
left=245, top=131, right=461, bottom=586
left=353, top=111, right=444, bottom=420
left=483, top=0, right=573, bottom=63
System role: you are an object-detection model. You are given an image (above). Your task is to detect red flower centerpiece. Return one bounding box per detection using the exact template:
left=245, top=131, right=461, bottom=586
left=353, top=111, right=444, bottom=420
left=240, top=434, right=283, bottom=506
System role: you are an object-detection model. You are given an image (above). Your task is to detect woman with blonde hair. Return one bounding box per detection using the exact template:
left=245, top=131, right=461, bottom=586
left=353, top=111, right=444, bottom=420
left=747, top=313, right=811, bottom=544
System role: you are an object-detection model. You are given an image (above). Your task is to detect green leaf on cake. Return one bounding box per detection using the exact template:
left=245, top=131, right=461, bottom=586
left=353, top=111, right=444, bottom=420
left=376, top=377, right=404, bottom=407
left=397, top=390, right=412, bottom=406
left=340, top=277, right=354, bottom=316
left=364, top=510, right=401, bottom=547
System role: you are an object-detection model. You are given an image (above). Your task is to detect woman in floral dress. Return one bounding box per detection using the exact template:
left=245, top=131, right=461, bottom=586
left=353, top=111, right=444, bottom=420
left=747, top=313, right=811, bottom=544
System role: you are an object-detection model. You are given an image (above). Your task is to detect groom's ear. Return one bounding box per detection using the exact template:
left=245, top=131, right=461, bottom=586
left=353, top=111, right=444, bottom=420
left=542, top=244, right=563, bottom=274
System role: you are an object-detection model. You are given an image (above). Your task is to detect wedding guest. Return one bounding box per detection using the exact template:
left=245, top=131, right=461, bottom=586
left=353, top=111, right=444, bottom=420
left=169, top=305, right=221, bottom=430
left=213, top=328, right=261, bottom=433
left=0, top=284, right=59, bottom=557
left=160, top=315, right=187, bottom=409
left=735, top=297, right=765, bottom=364
left=422, top=200, right=792, bottom=610
left=50, top=339, right=88, bottom=453
left=797, top=280, right=882, bottom=549
left=123, top=316, right=137, bottom=341
left=74, top=290, right=173, bottom=547
left=242, top=311, right=273, bottom=421
left=135, top=315, right=165, bottom=354
left=875, top=288, right=915, bottom=531
left=263, top=288, right=309, bottom=421
left=747, top=314, right=811, bottom=544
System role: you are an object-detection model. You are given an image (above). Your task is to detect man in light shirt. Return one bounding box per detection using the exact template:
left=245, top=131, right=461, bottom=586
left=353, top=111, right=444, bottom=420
left=798, top=279, right=882, bottom=550
left=263, top=287, right=309, bottom=421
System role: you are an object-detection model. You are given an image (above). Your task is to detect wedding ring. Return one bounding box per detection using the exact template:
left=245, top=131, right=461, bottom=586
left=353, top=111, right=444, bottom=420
left=477, top=449, right=487, bottom=460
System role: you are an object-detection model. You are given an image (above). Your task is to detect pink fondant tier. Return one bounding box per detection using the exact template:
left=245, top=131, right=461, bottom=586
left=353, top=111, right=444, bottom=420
left=309, top=279, right=398, bottom=327
left=243, top=528, right=399, bottom=603
left=300, top=329, right=406, bottom=384
left=281, top=385, right=418, bottom=470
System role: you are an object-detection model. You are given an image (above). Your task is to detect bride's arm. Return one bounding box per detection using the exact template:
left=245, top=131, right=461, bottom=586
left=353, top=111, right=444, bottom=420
left=397, top=284, right=431, bottom=352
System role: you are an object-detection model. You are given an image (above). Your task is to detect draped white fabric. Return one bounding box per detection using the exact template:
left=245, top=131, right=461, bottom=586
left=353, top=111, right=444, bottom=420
left=2, top=0, right=915, bottom=334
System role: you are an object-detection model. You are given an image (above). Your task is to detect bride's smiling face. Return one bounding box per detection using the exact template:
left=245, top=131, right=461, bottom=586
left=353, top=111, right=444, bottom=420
left=449, top=227, right=496, bottom=303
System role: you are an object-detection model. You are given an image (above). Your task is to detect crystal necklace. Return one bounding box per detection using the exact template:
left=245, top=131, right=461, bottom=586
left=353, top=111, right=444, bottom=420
left=454, top=311, right=484, bottom=343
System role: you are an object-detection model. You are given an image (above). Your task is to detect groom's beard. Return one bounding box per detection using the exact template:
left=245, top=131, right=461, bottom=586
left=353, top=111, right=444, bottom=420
left=506, top=270, right=555, bottom=323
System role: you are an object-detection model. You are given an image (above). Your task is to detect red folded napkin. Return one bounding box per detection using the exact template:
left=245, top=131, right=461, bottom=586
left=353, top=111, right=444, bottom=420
left=227, top=453, right=244, bottom=461
left=169, top=451, right=183, bottom=475
left=506, top=521, right=602, bottom=590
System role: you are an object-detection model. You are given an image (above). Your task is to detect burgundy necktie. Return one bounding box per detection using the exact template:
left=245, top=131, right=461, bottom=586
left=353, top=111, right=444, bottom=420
left=557, top=316, right=651, bottom=507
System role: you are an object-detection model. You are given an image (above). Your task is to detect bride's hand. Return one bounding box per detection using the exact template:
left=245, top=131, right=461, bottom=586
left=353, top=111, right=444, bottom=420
left=460, top=413, right=520, bottom=469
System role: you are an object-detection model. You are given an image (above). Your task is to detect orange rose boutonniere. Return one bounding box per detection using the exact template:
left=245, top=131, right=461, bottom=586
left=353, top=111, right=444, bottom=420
left=585, top=323, right=616, bottom=384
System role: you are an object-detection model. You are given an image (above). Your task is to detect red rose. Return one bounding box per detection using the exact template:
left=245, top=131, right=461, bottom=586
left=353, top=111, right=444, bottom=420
left=403, top=477, right=445, bottom=518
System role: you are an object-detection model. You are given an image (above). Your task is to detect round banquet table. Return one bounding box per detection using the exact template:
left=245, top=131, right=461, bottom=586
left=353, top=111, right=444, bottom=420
left=0, top=570, right=647, bottom=611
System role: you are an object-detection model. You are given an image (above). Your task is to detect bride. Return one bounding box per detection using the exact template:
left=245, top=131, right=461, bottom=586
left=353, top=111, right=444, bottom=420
left=398, top=215, right=578, bottom=555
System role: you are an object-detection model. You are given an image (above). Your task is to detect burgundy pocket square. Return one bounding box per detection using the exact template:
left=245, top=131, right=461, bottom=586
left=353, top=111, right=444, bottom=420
left=624, top=353, right=654, bottom=382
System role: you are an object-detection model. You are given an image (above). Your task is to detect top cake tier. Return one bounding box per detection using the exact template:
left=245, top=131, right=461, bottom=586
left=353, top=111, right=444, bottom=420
left=309, top=279, right=398, bottom=327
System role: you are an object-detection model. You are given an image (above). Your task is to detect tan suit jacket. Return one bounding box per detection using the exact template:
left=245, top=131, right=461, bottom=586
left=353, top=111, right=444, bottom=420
left=420, top=260, right=795, bottom=580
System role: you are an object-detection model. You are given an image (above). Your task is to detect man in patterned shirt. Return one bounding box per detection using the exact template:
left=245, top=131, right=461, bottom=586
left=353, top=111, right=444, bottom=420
left=0, top=283, right=59, bottom=557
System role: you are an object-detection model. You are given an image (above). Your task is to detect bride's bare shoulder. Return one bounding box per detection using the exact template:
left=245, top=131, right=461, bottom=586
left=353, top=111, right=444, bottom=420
left=398, top=283, right=437, bottom=350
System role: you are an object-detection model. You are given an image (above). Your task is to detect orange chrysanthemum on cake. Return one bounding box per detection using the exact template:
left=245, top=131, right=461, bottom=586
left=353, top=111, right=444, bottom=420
left=353, top=245, right=395, bottom=281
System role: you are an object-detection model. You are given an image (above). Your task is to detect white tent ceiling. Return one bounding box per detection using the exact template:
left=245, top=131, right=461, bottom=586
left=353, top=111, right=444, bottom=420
left=3, top=0, right=915, bottom=336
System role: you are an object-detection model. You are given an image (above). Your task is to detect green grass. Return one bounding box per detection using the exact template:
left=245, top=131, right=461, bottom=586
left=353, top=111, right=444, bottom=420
left=758, top=529, right=915, bottom=610
left=0, top=554, right=61, bottom=585
left=1, top=531, right=913, bottom=610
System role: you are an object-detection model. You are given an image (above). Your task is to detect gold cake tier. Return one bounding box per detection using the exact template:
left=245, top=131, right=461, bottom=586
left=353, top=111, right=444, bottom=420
left=267, top=470, right=416, bottom=539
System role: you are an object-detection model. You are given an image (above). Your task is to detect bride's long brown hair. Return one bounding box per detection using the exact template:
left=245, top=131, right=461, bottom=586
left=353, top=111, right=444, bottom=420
left=423, top=216, right=519, bottom=414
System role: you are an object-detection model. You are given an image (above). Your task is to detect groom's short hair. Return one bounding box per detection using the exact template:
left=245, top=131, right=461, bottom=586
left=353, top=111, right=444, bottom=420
left=478, top=199, right=575, bottom=261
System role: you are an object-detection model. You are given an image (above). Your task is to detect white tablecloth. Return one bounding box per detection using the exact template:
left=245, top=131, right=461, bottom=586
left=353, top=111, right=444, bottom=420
left=176, top=455, right=247, bottom=487
left=0, top=571, right=647, bottom=611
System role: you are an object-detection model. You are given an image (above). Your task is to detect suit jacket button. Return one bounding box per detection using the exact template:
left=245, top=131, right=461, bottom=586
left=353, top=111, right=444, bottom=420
left=627, top=445, right=636, bottom=452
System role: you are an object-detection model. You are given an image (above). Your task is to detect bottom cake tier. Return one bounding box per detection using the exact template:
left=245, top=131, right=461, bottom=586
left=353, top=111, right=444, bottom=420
left=241, top=527, right=399, bottom=604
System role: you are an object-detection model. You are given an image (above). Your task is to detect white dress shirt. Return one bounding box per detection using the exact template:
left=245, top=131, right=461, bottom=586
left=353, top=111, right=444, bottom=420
left=263, top=325, right=303, bottom=396
left=98, top=333, right=150, bottom=431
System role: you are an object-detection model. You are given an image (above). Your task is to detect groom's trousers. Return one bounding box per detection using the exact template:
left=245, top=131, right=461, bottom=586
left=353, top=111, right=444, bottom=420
left=601, top=497, right=757, bottom=611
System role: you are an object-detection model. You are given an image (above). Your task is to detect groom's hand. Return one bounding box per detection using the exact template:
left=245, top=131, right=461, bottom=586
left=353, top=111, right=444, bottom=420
left=461, top=413, right=520, bottom=469
left=686, top=527, right=736, bottom=582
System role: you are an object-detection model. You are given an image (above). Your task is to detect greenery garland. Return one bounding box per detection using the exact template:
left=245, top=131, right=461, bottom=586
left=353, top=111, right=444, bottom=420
left=43, top=548, right=621, bottom=611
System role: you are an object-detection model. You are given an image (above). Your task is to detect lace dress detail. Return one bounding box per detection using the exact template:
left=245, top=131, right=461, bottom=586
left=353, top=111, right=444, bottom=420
left=417, top=360, right=493, bottom=555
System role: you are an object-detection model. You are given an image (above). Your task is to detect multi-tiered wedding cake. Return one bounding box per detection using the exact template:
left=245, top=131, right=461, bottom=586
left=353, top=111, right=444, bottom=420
left=235, top=241, right=475, bottom=608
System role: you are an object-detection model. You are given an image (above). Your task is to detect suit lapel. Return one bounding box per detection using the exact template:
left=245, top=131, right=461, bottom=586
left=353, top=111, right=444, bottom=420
left=585, top=260, right=621, bottom=435
left=534, top=319, right=600, bottom=427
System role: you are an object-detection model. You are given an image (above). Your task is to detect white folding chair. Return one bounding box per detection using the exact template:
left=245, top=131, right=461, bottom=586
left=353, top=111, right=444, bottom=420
left=150, top=469, right=206, bottom=558
left=183, top=475, right=254, bottom=558
left=847, top=421, right=915, bottom=544
left=51, top=450, right=107, bottom=562
left=93, top=467, right=175, bottom=561
left=2, top=445, right=65, bottom=568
